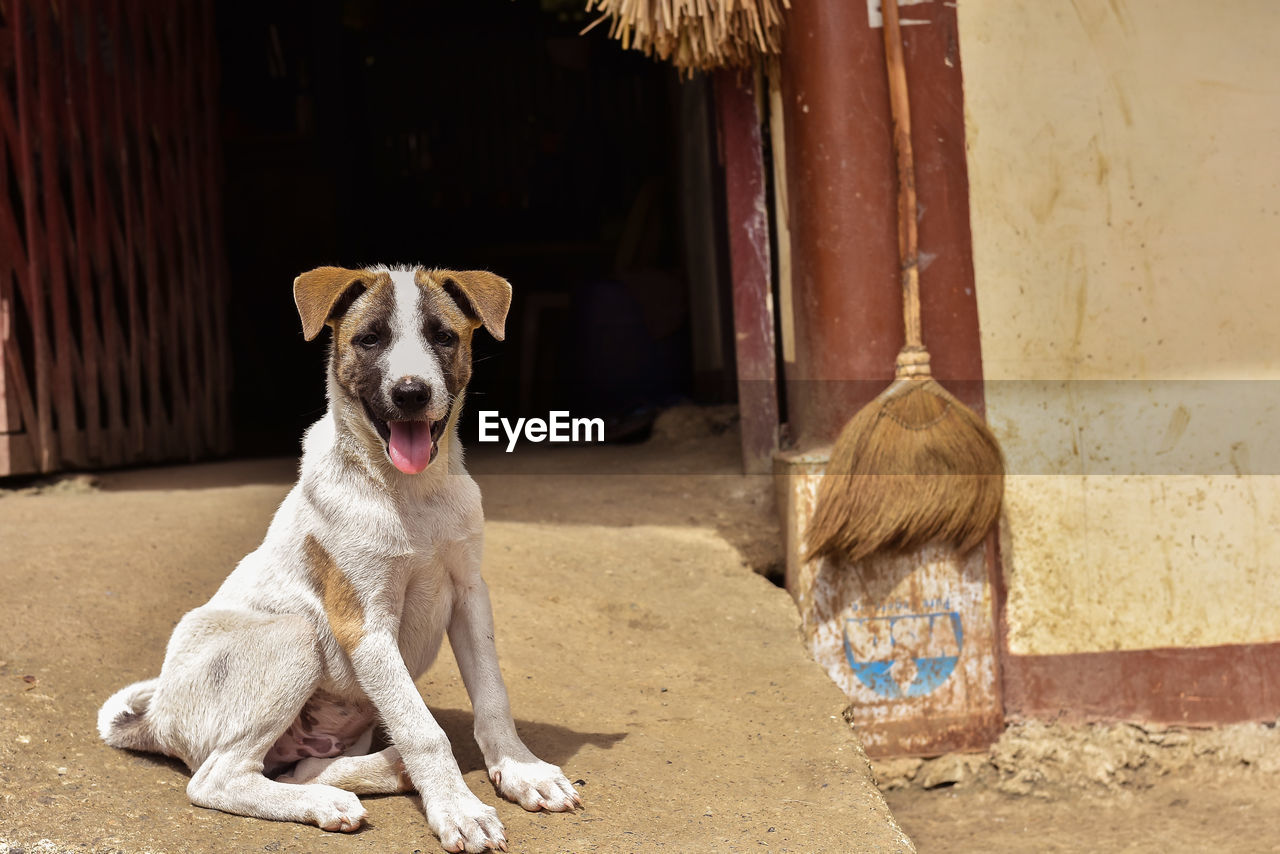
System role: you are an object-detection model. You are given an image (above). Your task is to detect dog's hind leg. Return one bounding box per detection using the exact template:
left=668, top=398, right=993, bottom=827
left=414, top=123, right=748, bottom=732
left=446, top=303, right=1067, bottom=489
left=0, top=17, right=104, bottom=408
left=189, top=751, right=367, bottom=832
left=165, top=611, right=366, bottom=831
left=278, top=746, right=413, bottom=795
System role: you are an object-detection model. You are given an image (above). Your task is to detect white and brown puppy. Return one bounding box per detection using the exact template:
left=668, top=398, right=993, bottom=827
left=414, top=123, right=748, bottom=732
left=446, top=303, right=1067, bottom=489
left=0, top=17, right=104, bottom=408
left=98, top=265, right=578, bottom=853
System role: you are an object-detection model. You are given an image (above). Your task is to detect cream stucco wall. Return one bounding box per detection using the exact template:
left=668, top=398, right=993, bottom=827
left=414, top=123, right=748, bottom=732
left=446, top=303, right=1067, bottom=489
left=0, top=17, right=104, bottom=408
left=957, top=0, right=1280, bottom=654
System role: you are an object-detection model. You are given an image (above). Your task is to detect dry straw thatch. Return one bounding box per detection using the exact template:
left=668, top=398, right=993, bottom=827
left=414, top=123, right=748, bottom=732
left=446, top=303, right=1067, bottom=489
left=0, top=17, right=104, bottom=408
left=582, top=0, right=790, bottom=73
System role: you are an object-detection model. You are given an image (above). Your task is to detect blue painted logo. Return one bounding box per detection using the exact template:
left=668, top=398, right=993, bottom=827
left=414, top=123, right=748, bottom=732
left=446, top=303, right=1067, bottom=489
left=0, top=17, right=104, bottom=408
left=842, top=612, right=963, bottom=699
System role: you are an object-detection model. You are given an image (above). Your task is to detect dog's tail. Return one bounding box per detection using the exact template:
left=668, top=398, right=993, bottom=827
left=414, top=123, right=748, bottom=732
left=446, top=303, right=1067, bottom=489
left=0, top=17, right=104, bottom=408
left=98, top=678, right=162, bottom=753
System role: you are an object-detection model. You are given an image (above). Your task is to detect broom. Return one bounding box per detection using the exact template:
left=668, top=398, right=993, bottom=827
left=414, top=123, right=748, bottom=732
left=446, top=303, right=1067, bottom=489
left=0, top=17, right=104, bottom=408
left=581, top=0, right=790, bottom=75
left=804, top=0, right=1003, bottom=566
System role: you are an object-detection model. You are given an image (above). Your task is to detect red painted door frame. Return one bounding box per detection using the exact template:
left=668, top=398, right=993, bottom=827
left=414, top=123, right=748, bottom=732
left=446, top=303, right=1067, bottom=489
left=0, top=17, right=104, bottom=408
left=714, top=70, right=780, bottom=475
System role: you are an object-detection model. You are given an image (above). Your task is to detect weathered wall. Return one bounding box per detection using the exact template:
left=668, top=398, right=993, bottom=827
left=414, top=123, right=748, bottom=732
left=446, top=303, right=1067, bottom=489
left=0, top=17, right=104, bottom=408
left=958, top=0, right=1280, bottom=655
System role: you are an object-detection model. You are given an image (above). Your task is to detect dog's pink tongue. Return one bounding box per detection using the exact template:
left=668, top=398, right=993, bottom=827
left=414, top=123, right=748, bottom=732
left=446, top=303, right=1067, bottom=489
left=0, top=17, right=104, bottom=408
left=387, top=421, right=433, bottom=474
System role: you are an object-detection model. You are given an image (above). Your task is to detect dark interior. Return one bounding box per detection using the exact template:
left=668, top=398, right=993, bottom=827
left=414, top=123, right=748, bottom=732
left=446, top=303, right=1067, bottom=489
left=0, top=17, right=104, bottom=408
left=216, top=0, right=737, bottom=456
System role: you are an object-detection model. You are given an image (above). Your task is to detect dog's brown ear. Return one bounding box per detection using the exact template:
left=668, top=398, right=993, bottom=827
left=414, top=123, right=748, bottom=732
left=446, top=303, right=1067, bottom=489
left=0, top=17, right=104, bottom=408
left=435, top=270, right=513, bottom=341
left=293, top=266, right=374, bottom=341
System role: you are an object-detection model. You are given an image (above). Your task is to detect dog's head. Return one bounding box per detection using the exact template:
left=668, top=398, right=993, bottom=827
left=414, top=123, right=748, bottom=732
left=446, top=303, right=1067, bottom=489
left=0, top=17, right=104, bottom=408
left=293, top=265, right=511, bottom=475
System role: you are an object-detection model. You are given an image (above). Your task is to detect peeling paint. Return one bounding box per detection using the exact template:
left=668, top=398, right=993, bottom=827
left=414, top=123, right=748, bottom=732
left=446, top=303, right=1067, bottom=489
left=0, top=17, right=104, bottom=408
left=777, top=452, right=1001, bottom=755
left=867, top=0, right=935, bottom=29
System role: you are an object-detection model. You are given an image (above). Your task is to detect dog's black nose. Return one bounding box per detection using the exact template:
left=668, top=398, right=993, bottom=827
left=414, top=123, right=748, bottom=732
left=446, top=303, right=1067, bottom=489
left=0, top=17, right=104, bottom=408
left=390, top=378, right=431, bottom=412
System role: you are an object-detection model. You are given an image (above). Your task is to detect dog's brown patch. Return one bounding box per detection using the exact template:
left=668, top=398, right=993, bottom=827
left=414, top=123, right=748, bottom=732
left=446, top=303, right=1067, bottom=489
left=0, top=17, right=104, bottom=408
left=422, top=268, right=512, bottom=341
left=329, top=272, right=396, bottom=412
left=415, top=269, right=488, bottom=400
left=305, top=534, right=365, bottom=654
left=330, top=271, right=395, bottom=342
left=294, top=267, right=379, bottom=341
left=328, top=271, right=396, bottom=432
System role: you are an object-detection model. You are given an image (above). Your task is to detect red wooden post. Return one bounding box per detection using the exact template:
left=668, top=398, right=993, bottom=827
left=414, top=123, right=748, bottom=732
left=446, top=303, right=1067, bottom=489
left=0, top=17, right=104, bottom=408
left=777, top=1, right=986, bottom=448
left=714, top=70, right=779, bottom=475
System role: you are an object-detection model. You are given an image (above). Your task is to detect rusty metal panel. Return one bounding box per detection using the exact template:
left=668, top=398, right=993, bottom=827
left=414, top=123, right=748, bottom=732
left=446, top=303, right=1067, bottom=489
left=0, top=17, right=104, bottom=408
left=777, top=449, right=1003, bottom=756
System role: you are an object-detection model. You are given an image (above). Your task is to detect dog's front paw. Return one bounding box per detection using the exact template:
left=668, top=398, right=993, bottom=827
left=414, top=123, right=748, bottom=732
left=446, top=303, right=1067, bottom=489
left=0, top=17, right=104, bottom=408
left=489, top=757, right=581, bottom=812
left=427, top=794, right=506, bottom=853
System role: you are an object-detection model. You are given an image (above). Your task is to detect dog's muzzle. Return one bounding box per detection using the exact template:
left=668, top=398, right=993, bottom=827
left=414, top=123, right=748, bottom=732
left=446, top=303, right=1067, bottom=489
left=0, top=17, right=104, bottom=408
left=363, top=400, right=448, bottom=475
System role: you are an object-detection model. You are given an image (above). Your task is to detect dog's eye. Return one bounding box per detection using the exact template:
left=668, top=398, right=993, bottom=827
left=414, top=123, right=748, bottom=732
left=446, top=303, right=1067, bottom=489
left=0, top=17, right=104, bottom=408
left=433, top=329, right=458, bottom=347
left=356, top=332, right=379, bottom=349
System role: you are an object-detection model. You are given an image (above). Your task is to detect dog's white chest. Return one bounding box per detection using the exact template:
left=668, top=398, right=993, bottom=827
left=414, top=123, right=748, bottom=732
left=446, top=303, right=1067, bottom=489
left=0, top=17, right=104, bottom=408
left=396, top=554, right=456, bottom=679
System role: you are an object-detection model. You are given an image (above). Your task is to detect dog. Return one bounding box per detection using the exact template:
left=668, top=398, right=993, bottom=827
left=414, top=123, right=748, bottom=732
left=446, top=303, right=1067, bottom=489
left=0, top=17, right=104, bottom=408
left=98, top=265, right=579, bottom=853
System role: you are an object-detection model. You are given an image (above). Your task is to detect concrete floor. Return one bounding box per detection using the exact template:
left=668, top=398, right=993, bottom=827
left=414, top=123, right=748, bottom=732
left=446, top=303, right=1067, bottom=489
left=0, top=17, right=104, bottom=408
left=0, top=439, right=914, bottom=853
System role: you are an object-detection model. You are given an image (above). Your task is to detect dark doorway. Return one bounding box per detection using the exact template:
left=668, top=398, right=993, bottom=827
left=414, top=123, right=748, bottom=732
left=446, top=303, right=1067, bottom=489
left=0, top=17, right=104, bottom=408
left=216, top=0, right=735, bottom=457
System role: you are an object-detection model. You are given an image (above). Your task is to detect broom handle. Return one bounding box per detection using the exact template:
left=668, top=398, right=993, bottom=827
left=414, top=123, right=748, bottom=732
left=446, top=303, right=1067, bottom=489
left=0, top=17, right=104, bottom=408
left=882, top=0, right=930, bottom=376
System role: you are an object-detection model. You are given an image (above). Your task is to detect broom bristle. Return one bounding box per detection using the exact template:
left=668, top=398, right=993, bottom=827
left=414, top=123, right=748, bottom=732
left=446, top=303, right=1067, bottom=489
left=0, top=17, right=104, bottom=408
left=583, top=0, right=791, bottom=74
left=805, top=378, right=1004, bottom=565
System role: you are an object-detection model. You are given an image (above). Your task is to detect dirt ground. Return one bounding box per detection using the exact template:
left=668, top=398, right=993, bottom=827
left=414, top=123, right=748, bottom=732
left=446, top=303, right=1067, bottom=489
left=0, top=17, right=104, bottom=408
left=885, top=777, right=1280, bottom=854
left=5, top=411, right=1279, bottom=853
left=0, top=416, right=912, bottom=854
left=877, top=719, right=1280, bottom=853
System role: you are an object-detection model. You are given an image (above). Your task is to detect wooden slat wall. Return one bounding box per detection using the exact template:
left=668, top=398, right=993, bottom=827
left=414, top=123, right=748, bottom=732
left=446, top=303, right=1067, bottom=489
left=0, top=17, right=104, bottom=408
left=0, top=0, right=230, bottom=476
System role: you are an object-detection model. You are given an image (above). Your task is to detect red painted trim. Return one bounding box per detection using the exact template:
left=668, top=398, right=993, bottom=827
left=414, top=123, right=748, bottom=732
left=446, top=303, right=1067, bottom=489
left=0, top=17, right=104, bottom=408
left=985, top=531, right=1009, bottom=720
left=714, top=71, right=779, bottom=475
left=1004, top=644, right=1280, bottom=725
